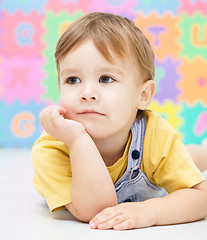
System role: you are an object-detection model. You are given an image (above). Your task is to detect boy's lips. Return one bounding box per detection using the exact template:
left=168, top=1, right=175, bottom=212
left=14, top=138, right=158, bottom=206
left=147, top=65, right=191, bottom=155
left=79, top=109, right=105, bottom=116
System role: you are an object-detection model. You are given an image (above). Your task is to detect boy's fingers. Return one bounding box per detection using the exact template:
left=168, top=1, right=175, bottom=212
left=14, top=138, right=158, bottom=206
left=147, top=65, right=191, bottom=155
left=57, top=106, right=67, bottom=115
left=113, top=219, right=136, bottom=231
left=97, top=215, right=125, bottom=230
left=90, top=206, right=120, bottom=228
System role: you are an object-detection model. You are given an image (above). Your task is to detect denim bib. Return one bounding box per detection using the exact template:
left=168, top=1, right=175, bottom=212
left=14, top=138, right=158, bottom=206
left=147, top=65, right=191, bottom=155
left=115, top=117, right=168, bottom=203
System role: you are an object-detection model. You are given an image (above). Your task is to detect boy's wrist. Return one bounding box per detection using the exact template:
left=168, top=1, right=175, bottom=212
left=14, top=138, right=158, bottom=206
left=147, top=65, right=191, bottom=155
left=66, top=131, right=92, bottom=152
left=141, top=198, right=160, bottom=226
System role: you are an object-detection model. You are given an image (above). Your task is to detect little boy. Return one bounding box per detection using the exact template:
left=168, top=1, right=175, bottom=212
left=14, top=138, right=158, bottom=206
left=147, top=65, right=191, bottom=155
left=32, top=12, right=207, bottom=230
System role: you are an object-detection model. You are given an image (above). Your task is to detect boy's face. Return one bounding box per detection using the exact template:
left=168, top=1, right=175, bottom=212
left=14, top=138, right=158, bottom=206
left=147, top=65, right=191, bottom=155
left=59, top=40, right=144, bottom=141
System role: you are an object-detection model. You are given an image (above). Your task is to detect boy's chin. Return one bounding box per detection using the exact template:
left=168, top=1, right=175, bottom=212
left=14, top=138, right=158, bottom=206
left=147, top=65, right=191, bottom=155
left=84, top=126, right=105, bottom=140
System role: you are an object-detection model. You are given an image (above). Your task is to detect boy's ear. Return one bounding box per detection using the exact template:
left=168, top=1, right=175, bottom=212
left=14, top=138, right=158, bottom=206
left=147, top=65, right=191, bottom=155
left=137, top=80, right=155, bottom=110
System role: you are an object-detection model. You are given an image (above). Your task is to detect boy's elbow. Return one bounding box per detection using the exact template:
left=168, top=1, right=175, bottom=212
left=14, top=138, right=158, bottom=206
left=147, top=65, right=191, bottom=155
left=192, top=180, right=207, bottom=217
left=66, top=198, right=117, bottom=223
left=201, top=181, right=207, bottom=204
left=65, top=202, right=88, bottom=222
left=193, top=180, right=207, bottom=197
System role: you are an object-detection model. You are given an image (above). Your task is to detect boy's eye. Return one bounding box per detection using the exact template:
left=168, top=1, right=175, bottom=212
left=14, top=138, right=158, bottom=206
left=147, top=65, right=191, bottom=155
left=66, top=77, right=81, bottom=84
left=99, top=76, right=115, bottom=84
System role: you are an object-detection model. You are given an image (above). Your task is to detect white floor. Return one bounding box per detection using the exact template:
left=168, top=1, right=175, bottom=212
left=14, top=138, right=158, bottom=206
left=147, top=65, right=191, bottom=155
left=0, top=148, right=207, bottom=240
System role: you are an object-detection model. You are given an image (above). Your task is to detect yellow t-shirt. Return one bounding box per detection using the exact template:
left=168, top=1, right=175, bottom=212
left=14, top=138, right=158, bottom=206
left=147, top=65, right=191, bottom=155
left=32, top=110, right=204, bottom=212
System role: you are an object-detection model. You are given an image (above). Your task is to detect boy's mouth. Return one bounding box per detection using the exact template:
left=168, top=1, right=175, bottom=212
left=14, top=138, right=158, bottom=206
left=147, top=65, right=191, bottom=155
left=79, top=109, right=104, bottom=116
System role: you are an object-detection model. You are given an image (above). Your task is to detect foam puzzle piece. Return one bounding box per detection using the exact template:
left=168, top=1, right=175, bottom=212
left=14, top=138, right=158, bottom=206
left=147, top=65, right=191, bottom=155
left=0, top=55, right=45, bottom=104
left=134, top=12, right=181, bottom=59
left=0, top=11, right=45, bottom=57
left=88, top=0, right=137, bottom=19
left=0, top=0, right=47, bottom=14
left=43, top=10, right=83, bottom=102
left=178, top=13, right=207, bottom=60
left=0, top=101, right=2, bottom=141
left=134, top=0, right=180, bottom=15
left=179, top=0, right=207, bottom=15
left=179, top=102, right=207, bottom=144
left=47, top=0, right=92, bottom=14
left=154, top=56, right=181, bottom=103
left=149, top=100, right=183, bottom=139
left=0, top=101, right=45, bottom=147
left=177, top=57, right=207, bottom=104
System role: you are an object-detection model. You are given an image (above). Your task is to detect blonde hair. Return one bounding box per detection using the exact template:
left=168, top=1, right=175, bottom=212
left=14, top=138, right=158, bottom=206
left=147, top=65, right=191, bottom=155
left=55, top=12, right=155, bottom=119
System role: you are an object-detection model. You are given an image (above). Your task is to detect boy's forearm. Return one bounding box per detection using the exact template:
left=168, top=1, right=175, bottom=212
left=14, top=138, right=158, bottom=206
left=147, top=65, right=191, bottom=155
left=149, top=181, right=207, bottom=225
left=66, top=133, right=117, bottom=221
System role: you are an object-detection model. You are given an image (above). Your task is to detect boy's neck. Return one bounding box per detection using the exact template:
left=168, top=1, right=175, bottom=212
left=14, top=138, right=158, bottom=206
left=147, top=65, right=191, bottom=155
left=92, top=132, right=130, bottom=167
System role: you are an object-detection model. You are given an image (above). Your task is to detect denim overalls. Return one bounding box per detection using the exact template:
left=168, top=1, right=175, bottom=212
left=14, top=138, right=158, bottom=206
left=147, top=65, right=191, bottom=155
left=115, top=117, right=168, bottom=203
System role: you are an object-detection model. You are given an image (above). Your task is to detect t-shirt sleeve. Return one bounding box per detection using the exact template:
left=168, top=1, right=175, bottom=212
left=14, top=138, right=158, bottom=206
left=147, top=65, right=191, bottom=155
left=142, top=111, right=205, bottom=193
left=32, top=131, right=72, bottom=212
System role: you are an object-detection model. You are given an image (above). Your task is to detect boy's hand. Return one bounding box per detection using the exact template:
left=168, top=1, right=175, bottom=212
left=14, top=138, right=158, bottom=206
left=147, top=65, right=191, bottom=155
left=89, top=202, right=156, bottom=230
left=39, top=105, right=86, bottom=146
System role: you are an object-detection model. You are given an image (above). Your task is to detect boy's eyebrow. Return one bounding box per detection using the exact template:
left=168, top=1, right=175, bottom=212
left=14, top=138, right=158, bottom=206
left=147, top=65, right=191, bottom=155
left=60, top=66, right=124, bottom=77
left=98, top=66, right=124, bottom=76
left=60, top=68, right=79, bottom=77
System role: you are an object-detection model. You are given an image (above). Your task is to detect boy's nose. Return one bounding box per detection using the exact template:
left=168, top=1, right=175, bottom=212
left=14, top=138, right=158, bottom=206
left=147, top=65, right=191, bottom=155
left=81, top=95, right=96, bottom=101
left=80, top=85, right=97, bottom=101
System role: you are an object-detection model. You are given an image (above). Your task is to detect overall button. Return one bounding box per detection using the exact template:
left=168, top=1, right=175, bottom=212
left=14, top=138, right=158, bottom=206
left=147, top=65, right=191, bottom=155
left=124, top=199, right=132, bottom=202
left=131, top=168, right=139, bottom=179
left=131, top=150, right=140, bottom=160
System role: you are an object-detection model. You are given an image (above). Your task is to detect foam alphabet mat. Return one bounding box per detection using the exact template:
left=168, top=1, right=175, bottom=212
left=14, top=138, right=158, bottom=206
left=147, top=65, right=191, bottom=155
left=0, top=0, right=206, bottom=147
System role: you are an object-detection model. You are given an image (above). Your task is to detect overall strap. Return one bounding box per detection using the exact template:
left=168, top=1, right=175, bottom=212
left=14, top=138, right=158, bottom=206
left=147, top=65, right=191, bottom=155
left=128, top=116, right=146, bottom=170
left=115, top=116, right=146, bottom=188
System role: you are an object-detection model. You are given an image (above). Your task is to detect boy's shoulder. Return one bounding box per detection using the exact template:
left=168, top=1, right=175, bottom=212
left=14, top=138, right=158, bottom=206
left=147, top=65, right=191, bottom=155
left=144, top=110, right=177, bottom=136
